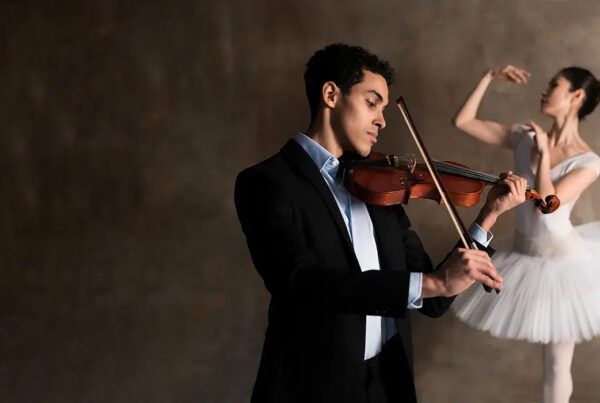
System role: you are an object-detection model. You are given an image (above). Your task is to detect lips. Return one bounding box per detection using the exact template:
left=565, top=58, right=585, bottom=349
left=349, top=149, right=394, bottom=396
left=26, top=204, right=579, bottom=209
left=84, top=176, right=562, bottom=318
left=367, top=131, right=378, bottom=143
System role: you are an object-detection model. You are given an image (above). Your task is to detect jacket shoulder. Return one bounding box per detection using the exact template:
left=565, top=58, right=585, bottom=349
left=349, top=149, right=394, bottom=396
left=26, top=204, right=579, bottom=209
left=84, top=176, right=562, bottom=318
left=236, top=151, right=290, bottom=188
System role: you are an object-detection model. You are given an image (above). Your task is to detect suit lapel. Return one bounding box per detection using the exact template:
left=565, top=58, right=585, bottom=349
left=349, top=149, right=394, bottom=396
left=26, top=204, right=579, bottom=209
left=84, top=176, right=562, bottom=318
left=280, top=140, right=354, bottom=250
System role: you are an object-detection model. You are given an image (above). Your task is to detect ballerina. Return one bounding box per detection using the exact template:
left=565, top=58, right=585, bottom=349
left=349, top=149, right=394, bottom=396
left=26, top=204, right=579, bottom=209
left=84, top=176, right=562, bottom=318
left=451, top=64, right=600, bottom=403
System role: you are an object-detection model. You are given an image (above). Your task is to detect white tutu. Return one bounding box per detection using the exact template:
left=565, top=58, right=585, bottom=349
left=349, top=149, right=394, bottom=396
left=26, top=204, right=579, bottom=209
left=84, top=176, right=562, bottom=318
left=453, top=222, right=600, bottom=344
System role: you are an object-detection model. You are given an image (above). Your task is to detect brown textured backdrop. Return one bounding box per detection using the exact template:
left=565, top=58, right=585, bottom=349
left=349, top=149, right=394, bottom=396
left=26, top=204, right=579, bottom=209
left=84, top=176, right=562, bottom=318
left=3, top=1, right=600, bottom=402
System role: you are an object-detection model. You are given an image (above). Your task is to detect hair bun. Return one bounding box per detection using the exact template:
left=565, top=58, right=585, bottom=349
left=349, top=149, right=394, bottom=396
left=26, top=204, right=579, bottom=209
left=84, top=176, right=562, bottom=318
left=560, top=67, right=600, bottom=119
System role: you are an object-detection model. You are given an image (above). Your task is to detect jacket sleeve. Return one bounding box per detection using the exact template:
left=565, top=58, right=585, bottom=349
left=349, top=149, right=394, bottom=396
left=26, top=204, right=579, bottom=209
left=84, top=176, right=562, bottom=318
left=234, top=167, right=411, bottom=317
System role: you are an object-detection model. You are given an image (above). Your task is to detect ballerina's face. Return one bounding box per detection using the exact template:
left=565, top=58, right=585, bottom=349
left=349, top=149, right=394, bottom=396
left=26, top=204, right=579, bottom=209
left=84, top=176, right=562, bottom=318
left=540, top=75, right=581, bottom=119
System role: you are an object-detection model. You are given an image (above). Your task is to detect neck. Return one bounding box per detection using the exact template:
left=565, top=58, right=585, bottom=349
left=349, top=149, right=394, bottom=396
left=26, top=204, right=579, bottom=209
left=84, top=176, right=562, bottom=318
left=549, top=113, right=580, bottom=146
left=305, top=114, right=344, bottom=158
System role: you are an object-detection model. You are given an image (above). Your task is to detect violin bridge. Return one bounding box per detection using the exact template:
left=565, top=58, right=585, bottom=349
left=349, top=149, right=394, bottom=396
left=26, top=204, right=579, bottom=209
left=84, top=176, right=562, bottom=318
left=384, top=153, right=417, bottom=174
left=407, top=153, right=417, bottom=174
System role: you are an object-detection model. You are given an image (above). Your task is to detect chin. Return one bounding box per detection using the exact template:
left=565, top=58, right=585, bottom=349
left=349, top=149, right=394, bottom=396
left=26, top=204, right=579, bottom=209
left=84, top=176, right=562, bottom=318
left=541, top=108, right=555, bottom=118
left=540, top=103, right=556, bottom=116
left=344, top=138, right=373, bottom=158
left=356, top=146, right=372, bottom=158
left=346, top=143, right=371, bottom=158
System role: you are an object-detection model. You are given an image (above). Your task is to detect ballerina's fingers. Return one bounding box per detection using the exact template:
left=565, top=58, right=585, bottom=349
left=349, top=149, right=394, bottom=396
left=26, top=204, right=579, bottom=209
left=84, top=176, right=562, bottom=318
left=528, top=120, right=550, bottom=154
left=512, top=67, right=531, bottom=83
left=506, top=69, right=523, bottom=83
left=502, top=65, right=531, bottom=83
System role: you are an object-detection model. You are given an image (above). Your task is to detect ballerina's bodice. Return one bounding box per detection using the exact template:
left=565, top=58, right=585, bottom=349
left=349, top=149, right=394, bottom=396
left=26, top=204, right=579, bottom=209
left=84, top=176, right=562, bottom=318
left=511, top=124, right=600, bottom=256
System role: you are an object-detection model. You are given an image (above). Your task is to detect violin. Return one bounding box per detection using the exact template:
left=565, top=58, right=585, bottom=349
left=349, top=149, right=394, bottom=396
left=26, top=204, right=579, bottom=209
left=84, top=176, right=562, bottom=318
left=342, top=152, right=560, bottom=214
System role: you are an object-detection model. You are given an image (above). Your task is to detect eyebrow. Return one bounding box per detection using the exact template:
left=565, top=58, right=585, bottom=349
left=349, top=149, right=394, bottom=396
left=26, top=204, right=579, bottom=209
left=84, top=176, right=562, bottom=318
left=368, top=90, right=383, bottom=102
left=367, top=90, right=388, bottom=107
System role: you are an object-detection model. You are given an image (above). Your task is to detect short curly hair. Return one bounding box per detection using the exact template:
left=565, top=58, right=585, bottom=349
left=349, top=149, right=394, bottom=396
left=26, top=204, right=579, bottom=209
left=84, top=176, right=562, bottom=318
left=304, top=44, right=394, bottom=121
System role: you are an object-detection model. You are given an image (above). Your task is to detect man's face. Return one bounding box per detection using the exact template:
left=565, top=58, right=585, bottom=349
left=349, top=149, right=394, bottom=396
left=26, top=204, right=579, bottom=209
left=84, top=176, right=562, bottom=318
left=331, top=70, right=389, bottom=157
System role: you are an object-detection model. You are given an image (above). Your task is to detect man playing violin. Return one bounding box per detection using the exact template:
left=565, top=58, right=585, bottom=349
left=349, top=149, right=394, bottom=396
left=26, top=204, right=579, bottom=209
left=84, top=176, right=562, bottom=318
left=234, top=43, right=527, bottom=403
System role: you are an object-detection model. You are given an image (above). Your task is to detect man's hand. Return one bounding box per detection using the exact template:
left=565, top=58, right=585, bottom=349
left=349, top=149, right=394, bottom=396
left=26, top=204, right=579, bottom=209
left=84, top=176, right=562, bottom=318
left=422, top=248, right=502, bottom=298
left=475, top=172, right=527, bottom=232
left=486, top=172, right=527, bottom=216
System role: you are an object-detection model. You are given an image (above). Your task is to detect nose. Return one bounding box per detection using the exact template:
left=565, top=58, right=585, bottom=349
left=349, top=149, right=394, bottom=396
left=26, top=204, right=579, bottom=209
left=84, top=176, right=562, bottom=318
left=375, top=111, right=386, bottom=130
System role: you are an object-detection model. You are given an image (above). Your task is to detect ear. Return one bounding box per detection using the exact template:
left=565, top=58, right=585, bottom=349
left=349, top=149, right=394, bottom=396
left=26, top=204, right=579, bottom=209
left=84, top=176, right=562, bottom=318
left=322, top=81, right=339, bottom=109
left=572, top=88, right=586, bottom=107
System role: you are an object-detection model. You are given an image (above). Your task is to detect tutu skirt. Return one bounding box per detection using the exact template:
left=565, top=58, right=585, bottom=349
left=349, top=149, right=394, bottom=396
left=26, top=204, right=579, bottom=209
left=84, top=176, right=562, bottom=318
left=452, top=222, right=600, bottom=344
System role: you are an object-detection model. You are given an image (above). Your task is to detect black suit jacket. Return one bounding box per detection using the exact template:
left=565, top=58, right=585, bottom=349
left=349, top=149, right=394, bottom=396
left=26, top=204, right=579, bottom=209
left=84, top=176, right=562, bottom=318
left=235, top=140, right=489, bottom=402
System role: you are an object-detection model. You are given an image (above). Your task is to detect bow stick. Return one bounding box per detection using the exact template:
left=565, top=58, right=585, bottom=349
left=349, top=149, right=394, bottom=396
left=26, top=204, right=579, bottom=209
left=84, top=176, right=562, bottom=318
left=396, top=97, right=498, bottom=294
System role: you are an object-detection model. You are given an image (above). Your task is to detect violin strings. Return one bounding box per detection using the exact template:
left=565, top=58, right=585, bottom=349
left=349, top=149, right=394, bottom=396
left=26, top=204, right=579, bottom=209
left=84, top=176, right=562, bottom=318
left=383, top=155, right=532, bottom=192
left=433, top=161, right=532, bottom=191
left=433, top=162, right=498, bottom=183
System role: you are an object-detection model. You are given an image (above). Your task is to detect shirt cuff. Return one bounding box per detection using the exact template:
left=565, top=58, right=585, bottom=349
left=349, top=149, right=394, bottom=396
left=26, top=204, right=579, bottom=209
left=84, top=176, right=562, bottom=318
left=469, top=222, right=493, bottom=247
left=407, top=224, right=492, bottom=308
left=407, top=272, right=423, bottom=309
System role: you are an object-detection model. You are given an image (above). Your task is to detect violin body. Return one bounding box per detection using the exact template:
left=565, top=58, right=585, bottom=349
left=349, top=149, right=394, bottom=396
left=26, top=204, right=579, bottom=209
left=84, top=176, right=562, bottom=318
left=345, top=152, right=486, bottom=207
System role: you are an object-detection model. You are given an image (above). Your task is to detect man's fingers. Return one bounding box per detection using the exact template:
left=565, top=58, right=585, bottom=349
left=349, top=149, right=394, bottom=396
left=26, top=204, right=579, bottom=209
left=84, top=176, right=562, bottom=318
left=505, top=177, right=518, bottom=196
left=495, top=176, right=517, bottom=197
left=475, top=268, right=504, bottom=289
left=507, top=176, right=525, bottom=198
left=458, top=248, right=493, bottom=261
left=459, top=250, right=502, bottom=280
left=499, top=173, right=527, bottom=198
left=445, top=248, right=504, bottom=295
left=472, top=271, right=504, bottom=291
left=469, top=259, right=503, bottom=285
left=509, top=179, right=525, bottom=199
left=454, top=251, right=493, bottom=271
left=515, top=177, right=527, bottom=196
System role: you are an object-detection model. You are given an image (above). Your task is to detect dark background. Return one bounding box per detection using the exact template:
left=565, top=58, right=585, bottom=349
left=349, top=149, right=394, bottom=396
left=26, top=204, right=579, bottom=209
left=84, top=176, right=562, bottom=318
left=3, top=1, right=600, bottom=402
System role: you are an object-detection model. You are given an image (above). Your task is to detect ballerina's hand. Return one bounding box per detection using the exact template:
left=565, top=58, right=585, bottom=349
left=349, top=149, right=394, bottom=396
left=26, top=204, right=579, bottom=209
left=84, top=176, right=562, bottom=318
left=490, top=65, right=531, bottom=84
left=528, top=120, right=550, bottom=155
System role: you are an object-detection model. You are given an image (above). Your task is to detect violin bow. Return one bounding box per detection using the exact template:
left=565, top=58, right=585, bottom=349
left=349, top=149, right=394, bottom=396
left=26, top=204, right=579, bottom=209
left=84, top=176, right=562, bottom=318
left=396, top=97, right=497, bottom=294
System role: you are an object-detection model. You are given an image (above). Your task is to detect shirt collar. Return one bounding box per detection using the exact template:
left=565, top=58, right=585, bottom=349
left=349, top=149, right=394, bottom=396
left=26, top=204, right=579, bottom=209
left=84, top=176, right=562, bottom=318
left=295, top=132, right=340, bottom=176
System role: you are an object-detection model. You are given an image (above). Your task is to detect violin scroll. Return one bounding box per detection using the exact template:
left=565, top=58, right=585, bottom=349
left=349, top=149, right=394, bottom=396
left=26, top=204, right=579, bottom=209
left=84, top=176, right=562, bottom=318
left=526, top=189, right=560, bottom=214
